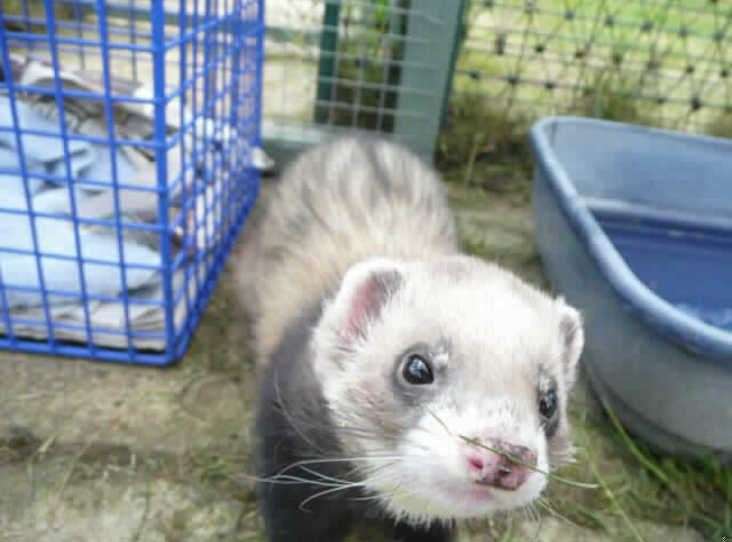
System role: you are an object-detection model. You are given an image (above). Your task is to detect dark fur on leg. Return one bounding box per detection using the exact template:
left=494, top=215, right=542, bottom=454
left=258, top=482, right=354, bottom=542
left=393, top=520, right=454, bottom=542
left=256, top=305, right=358, bottom=541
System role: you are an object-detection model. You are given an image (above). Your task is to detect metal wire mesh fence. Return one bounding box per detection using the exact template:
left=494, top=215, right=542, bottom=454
left=450, top=0, right=732, bottom=138
left=262, top=0, right=732, bottom=163
left=262, top=0, right=462, bottom=159
left=0, top=0, right=263, bottom=364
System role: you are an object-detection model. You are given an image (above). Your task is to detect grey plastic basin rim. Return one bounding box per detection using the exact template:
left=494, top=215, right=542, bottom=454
left=529, top=116, right=732, bottom=363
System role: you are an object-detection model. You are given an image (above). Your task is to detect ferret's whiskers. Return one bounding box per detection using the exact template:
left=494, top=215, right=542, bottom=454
left=347, top=466, right=405, bottom=503
left=298, top=465, right=355, bottom=486
left=348, top=492, right=384, bottom=503
left=272, top=369, right=326, bottom=454
left=530, top=505, right=544, bottom=542
left=536, top=497, right=581, bottom=529
left=238, top=472, right=342, bottom=488
left=531, top=502, right=542, bottom=524
left=353, top=458, right=400, bottom=477
left=297, top=467, right=402, bottom=511
left=521, top=502, right=539, bottom=524
left=381, top=477, right=410, bottom=513
left=272, top=382, right=405, bottom=455
left=275, top=454, right=406, bottom=476
left=247, top=454, right=406, bottom=496
left=330, top=413, right=407, bottom=443
left=298, top=480, right=367, bottom=510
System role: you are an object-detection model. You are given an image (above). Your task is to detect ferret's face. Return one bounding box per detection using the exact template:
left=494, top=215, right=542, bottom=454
left=313, top=256, right=584, bottom=526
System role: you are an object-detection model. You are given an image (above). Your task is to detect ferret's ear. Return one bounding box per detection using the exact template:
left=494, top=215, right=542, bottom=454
left=327, top=258, right=404, bottom=347
left=556, top=297, right=584, bottom=388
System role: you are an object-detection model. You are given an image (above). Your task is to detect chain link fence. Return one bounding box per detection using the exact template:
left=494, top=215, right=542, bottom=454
left=436, top=0, right=732, bottom=192
left=451, top=0, right=732, bottom=137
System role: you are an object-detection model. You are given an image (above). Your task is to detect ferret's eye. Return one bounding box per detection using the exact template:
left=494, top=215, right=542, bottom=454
left=402, top=354, right=434, bottom=385
left=538, top=388, right=558, bottom=419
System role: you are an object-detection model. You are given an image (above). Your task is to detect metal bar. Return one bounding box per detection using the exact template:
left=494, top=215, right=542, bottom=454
left=0, top=7, right=55, bottom=348
left=441, top=0, right=469, bottom=126
left=314, top=2, right=341, bottom=124
left=96, top=0, right=136, bottom=359
left=150, top=0, right=176, bottom=360
left=44, top=0, right=96, bottom=352
left=393, top=0, right=466, bottom=159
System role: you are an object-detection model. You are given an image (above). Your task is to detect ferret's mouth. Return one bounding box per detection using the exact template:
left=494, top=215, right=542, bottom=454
left=436, top=480, right=496, bottom=508
left=450, top=484, right=494, bottom=503
left=433, top=478, right=540, bottom=516
left=375, top=474, right=543, bottom=522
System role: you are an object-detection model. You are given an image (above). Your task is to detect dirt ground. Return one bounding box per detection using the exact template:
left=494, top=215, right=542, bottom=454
left=0, top=173, right=727, bottom=542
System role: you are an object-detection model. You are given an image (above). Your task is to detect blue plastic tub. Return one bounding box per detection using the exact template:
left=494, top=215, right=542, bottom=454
left=530, top=116, right=732, bottom=460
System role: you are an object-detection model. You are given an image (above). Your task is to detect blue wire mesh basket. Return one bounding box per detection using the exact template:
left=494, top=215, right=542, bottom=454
left=0, top=0, right=263, bottom=365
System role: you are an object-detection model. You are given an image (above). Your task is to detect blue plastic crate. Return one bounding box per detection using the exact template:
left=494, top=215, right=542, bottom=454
left=0, top=1, right=264, bottom=365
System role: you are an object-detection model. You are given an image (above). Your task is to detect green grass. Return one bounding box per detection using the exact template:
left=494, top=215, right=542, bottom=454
left=544, top=396, right=732, bottom=540
left=573, top=71, right=654, bottom=125
left=453, top=0, right=731, bottom=138
left=706, top=112, right=732, bottom=139
left=437, top=91, right=533, bottom=204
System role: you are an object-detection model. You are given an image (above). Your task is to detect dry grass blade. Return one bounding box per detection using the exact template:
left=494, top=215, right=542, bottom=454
left=459, top=435, right=600, bottom=490
left=427, top=407, right=598, bottom=489
left=603, top=402, right=671, bottom=488
left=535, top=497, right=582, bottom=530
left=587, top=453, right=646, bottom=542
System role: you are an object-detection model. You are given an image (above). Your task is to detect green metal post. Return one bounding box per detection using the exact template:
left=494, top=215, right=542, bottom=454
left=314, top=2, right=341, bottom=124
left=393, top=0, right=466, bottom=160
left=441, top=0, right=469, bottom=126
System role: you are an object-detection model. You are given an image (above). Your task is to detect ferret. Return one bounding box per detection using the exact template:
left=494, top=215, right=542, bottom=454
left=239, top=137, right=584, bottom=541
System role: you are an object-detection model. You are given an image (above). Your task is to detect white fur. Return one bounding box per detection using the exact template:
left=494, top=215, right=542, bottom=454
left=312, top=256, right=582, bottom=525
left=380, top=398, right=549, bottom=521
left=238, top=137, right=457, bottom=366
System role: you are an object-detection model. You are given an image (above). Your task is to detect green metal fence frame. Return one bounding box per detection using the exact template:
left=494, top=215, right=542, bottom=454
left=262, top=0, right=467, bottom=164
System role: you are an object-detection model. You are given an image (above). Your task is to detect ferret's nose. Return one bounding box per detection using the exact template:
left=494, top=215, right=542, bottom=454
left=466, top=441, right=537, bottom=491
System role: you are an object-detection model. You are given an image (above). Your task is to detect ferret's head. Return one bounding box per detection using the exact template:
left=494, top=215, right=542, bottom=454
left=311, top=256, right=584, bottom=525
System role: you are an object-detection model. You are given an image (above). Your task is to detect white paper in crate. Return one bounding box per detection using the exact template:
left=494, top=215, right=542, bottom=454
left=0, top=54, right=267, bottom=348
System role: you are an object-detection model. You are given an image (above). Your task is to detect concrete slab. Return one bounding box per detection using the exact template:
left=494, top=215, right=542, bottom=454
left=0, top=351, right=254, bottom=458
left=458, top=518, right=704, bottom=542
left=0, top=179, right=721, bottom=542
left=0, top=456, right=254, bottom=542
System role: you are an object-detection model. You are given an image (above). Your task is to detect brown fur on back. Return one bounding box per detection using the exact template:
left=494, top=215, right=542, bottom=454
left=235, top=137, right=458, bottom=365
